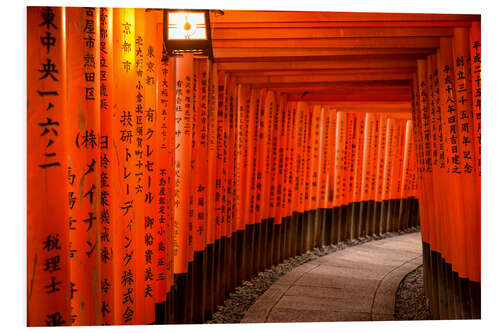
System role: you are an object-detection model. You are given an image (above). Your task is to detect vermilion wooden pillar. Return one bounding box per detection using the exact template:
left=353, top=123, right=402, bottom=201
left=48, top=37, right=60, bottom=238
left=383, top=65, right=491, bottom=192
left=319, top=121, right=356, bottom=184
left=27, top=6, right=71, bottom=327
left=172, top=53, right=194, bottom=323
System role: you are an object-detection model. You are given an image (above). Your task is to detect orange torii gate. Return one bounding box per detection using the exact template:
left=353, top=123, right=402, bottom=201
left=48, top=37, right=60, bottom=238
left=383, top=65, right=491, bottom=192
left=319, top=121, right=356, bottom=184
left=27, top=6, right=480, bottom=326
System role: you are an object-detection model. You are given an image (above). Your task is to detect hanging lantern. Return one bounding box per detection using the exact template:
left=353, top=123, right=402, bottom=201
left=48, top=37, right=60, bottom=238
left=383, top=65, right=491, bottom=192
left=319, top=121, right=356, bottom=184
left=163, top=9, right=213, bottom=58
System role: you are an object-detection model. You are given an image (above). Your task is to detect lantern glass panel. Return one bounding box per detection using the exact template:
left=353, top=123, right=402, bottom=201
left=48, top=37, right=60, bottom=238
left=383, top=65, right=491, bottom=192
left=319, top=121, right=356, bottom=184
left=167, top=12, right=207, bottom=40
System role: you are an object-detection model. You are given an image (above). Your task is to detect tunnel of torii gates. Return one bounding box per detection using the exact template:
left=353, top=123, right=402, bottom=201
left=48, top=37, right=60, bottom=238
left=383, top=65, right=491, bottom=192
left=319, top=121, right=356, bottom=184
left=27, top=6, right=481, bottom=326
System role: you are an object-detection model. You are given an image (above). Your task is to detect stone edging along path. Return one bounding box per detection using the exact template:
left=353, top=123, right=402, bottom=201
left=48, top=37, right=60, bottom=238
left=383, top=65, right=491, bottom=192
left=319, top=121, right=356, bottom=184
left=394, top=265, right=431, bottom=320
left=207, top=228, right=422, bottom=324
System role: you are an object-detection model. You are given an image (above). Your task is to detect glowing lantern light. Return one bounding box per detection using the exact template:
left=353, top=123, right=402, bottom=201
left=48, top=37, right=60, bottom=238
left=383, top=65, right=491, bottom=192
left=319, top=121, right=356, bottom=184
left=163, top=9, right=213, bottom=58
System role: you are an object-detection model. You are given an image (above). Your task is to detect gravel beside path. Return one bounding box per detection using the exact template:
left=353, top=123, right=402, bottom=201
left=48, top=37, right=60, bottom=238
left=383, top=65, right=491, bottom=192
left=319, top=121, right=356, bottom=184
left=394, top=265, right=432, bottom=320
left=206, top=227, right=420, bottom=324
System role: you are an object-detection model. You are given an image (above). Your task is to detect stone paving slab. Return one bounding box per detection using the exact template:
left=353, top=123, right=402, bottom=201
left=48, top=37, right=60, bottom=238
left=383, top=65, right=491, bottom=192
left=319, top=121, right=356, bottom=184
left=241, top=232, right=422, bottom=323
left=266, top=308, right=372, bottom=323
left=294, top=270, right=380, bottom=290
left=276, top=293, right=373, bottom=313
left=315, top=257, right=400, bottom=273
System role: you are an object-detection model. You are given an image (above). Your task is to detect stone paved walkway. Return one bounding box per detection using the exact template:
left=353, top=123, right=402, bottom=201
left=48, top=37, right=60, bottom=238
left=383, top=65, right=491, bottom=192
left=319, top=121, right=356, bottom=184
left=241, top=232, right=422, bottom=323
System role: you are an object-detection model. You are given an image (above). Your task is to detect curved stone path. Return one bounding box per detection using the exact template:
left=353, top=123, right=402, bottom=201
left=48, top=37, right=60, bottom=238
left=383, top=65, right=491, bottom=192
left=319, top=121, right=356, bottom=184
left=241, top=232, right=422, bottom=323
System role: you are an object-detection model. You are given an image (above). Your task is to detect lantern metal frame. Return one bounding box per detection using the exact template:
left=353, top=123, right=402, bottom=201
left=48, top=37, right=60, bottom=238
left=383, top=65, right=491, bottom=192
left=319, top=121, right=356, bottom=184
left=163, top=9, right=214, bottom=59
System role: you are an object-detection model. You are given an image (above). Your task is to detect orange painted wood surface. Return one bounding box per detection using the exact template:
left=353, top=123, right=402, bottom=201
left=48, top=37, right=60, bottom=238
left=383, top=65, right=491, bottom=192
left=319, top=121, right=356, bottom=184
left=27, top=7, right=480, bottom=325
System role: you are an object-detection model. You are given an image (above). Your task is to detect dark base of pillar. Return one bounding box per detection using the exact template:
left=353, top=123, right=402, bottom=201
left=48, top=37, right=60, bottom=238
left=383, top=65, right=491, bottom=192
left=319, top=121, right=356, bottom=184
left=154, top=300, right=166, bottom=324
left=192, top=250, right=205, bottom=323
left=422, top=241, right=481, bottom=320
left=173, top=272, right=188, bottom=324
left=204, top=242, right=214, bottom=320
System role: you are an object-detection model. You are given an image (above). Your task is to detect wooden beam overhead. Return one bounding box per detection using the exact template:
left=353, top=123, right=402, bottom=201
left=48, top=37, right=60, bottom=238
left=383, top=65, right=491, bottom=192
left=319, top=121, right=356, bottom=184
left=211, top=21, right=475, bottom=28
left=212, top=37, right=441, bottom=49
left=208, top=11, right=478, bottom=111
left=213, top=48, right=435, bottom=60
left=207, top=8, right=478, bottom=112
left=229, top=68, right=416, bottom=77
left=212, top=11, right=480, bottom=23
left=300, top=101, right=411, bottom=107
left=292, top=100, right=412, bottom=112
left=235, top=72, right=413, bottom=84
left=278, top=86, right=410, bottom=92
left=274, top=86, right=410, bottom=93
left=386, top=113, right=412, bottom=120
left=305, top=105, right=411, bottom=113
left=299, top=107, right=412, bottom=119
left=248, top=80, right=411, bottom=89
left=218, top=59, right=418, bottom=71
left=212, top=27, right=454, bottom=39
left=286, top=92, right=410, bottom=102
